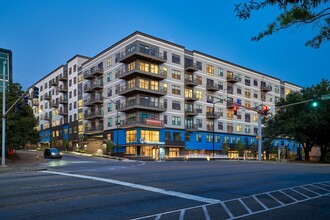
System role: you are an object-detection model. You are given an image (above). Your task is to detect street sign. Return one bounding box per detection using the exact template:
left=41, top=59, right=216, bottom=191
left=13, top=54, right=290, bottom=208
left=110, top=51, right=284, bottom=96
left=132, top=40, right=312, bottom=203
left=321, top=94, right=330, bottom=100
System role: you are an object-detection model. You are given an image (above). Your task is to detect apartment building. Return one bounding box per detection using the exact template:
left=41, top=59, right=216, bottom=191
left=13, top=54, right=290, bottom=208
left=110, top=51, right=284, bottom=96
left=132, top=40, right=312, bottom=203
left=28, top=32, right=300, bottom=157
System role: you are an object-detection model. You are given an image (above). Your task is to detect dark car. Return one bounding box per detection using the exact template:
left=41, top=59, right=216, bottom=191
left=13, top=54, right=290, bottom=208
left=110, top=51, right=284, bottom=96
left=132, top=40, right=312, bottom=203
left=44, top=148, right=62, bottom=159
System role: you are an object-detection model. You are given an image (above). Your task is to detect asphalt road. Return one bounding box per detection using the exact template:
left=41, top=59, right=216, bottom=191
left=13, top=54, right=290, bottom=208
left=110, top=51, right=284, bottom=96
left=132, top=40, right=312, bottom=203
left=0, top=153, right=330, bottom=220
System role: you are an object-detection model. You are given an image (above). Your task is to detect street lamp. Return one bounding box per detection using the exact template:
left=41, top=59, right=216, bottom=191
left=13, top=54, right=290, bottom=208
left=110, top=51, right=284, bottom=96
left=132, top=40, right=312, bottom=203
left=104, top=97, right=119, bottom=155
left=1, top=58, right=8, bottom=167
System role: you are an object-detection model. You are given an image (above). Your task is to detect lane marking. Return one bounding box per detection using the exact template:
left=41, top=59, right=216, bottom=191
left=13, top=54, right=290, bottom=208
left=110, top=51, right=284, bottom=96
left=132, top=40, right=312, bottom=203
left=267, top=192, right=284, bottom=206
left=221, top=202, right=234, bottom=219
left=252, top=195, right=268, bottom=210
left=279, top=190, right=298, bottom=202
left=202, top=205, right=211, bottom=220
left=291, top=188, right=311, bottom=199
left=300, top=186, right=321, bottom=196
left=41, top=170, right=220, bottom=204
left=179, top=209, right=185, bottom=220
left=238, top=198, right=253, bottom=214
left=314, top=184, right=330, bottom=192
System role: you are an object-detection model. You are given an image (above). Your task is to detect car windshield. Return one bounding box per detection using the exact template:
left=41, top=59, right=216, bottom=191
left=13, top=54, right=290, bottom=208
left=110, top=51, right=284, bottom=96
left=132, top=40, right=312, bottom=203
left=50, top=148, right=59, bottom=153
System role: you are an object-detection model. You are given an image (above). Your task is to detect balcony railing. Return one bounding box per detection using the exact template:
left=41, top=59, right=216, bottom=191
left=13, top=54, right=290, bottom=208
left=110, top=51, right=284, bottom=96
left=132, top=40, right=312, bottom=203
left=184, top=78, right=198, bottom=87
left=43, top=115, right=52, bottom=121
left=227, top=75, right=240, bottom=83
left=85, top=124, right=104, bottom=134
left=118, top=83, right=167, bottom=96
left=206, top=112, right=221, bottom=119
left=185, top=108, right=198, bottom=116
left=185, top=93, right=199, bottom=102
left=185, top=63, right=198, bottom=72
left=118, top=100, right=166, bottom=112
left=84, top=96, right=104, bottom=106
left=83, top=67, right=104, bottom=79
left=119, top=44, right=166, bottom=64
left=32, top=100, right=39, bottom=106
left=84, top=111, right=104, bottom=120
left=59, top=85, right=68, bottom=92
left=116, top=66, right=167, bottom=80
left=58, top=109, right=68, bottom=115
left=59, top=73, right=68, bottom=81
left=206, top=83, right=220, bottom=92
left=50, top=79, right=59, bottom=86
left=260, top=84, right=272, bottom=92
left=51, top=101, right=59, bottom=108
left=120, top=118, right=164, bottom=128
left=84, top=81, right=103, bottom=93
left=186, top=124, right=199, bottom=131
left=59, top=97, right=68, bottom=104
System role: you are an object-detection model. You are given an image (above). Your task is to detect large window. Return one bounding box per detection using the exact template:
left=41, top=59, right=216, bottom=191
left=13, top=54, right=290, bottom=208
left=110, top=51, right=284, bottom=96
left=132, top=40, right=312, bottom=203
left=206, top=134, right=213, bottom=143
left=140, top=62, right=150, bottom=72
left=141, top=130, right=159, bottom=142
left=172, top=116, right=181, bottom=126
left=126, top=130, right=137, bottom=143
left=172, top=100, right=181, bottom=110
left=172, top=69, right=181, bottom=79
left=206, top=64, right=214, bottom=76
left=172, top=54, right=181, bottom=64
left=196, top=134, right=202, bottom=142
left=172, top=85, right=181, bottom=95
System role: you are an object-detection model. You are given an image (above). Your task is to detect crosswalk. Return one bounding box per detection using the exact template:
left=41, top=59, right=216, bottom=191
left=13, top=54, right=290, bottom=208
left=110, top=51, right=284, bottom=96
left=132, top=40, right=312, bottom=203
left=132, top=181, right=330, bottom=220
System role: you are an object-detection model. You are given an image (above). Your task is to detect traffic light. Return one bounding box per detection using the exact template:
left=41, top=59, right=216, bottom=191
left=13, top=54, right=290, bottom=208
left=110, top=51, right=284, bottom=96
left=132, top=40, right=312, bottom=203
left=262, top=105, right=269, bottom=115
left=233, top=106, right=238, bottom=115
left=33, top=86, right=39, bottom=98
left=23, top=96, right=29, bottom=106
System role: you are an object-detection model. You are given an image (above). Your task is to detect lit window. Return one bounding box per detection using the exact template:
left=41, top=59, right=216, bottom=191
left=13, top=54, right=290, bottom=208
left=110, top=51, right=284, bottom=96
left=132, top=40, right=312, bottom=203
left=206, top=64, right=214, bottom=76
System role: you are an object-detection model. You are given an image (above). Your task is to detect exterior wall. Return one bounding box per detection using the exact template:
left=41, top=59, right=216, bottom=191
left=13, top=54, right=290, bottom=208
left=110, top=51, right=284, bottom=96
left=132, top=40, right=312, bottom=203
left=29, top=32, right=301, bottom=156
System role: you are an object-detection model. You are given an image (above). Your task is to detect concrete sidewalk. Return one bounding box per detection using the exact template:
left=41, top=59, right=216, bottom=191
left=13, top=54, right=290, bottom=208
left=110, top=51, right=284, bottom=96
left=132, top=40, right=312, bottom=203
left=0, top=150, right=47, bottom=173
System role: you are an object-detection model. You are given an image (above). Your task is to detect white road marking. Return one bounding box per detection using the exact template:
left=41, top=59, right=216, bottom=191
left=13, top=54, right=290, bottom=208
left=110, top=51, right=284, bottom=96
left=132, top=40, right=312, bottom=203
left=238, top=198, right=253, bottom=214
left=41, top=170, right=220, bottom=204
left=179, top=209, right=185, bottom=220
left=267, top=192, right=284, bottom=206
left=221, top=202, right=234, bottom=219
left=279, top=190, right=298, bottom=202
left=291, top=188, right=311, bottom=199
left=300, top=186, right=321, bottom=196
left=202, top=205, right=211, bottom=220
left=252, top=195, right=268, bottom=210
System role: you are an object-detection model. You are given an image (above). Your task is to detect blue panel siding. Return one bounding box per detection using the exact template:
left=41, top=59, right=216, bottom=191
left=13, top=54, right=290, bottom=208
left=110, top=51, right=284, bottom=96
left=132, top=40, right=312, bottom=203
left=39, top=130, right=51, bottom=143
left=63, top=125, right=69, bottom=140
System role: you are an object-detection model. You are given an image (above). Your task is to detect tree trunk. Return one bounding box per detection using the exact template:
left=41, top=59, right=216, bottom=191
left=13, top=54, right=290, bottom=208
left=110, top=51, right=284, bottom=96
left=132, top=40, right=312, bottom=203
left=304, top=150, right=310, bottom=161
left=320, top=144, right=326, bottom=162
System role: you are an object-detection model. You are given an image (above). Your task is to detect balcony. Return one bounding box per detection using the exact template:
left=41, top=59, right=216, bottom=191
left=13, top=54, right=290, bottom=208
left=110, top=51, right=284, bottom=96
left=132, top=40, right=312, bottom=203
left=84, top=81, right=103, bottom=93
left=58, top=73, right=68, bottom=81
left=32, top=100, right=39, bottom=106
left=118, top=100, right=166, bottom=112
left=206, top=83, right=220, bottom=92
left=85, top=124, right=104, bottom=134
left=185, top=63, right=198, bottom=73
left=119, top=44, right=166, bottom=64
left=84, top=96, right=104, bottom=107
left=206, top=112, right=221, bottom=119
left=185, top=93, right=199, bottom=102
left=58, top=109, right=68, bottom=116
left=227, top=102, right=237, bottom=109
left=83, top=67, right=104, bottom=79
left=185, top=108, right=198, bottom=116
left=44, top=94, right=51, bottom=100
left=184, top=78, right=198, bottom=87
left=84, top=111, right=104, bottom=120
left=120, top=118, right=164, bottom=128
left=59, top=97, right=68, bottom=104
left=116, top=66, right=167, bottom=80
left=118, top=83, right=167, bottom=96
left=51, top=101, right=59, bottom=108
left=59, top=85, right=68, bottom=93
left=50, top=79, right=59, bottom=86
left=227, top=75, right=240, bottom=84
left=43, top=115, right=52, bottom=121
left=260, top=85, right=272, bottom=92
left=185, top=124, right=199, bottom=131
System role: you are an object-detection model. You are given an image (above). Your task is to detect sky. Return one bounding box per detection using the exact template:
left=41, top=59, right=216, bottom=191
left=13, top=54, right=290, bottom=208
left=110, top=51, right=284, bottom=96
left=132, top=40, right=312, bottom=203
left=0, top=0, right=329, bottom=90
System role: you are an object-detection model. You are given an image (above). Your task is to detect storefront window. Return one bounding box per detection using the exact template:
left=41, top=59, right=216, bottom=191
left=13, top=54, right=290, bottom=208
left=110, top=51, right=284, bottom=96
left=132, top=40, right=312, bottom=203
left=126, top=130, right=137, bottom=143
left=169, top=148, right=179, bottom=157
left=141, top=130, right=159, bottom=142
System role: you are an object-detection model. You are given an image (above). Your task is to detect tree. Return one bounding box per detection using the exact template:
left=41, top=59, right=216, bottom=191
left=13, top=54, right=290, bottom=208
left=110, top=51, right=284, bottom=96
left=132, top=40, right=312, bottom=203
left=0, top=83, right=40, bottom=150
left=106, top=140, right=115, bottom=156
left=263, top=79, right=330, bottom=161
left=235, top=141, right=245, bottom=157
left=235, top=0, right=330, bottom=48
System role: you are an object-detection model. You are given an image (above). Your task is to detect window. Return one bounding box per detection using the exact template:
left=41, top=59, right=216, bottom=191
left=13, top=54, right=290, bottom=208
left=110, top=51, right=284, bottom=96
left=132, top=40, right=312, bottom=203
left=196, top=104, right=202, bottom=113
left=172, top=116, right=181, bottom=126
left=237, top=86, right=242, bottom=95
left=107, top=57, right=112, bottom=67
left=108, top=118, right=112, bottom=127
left=218, top=121, right=223, bottom=130
left=215, top=136, right=220, bottom=143
left=126, top=130, right=137, bottom=143
left=74, top=77, right=76, bottom=85
left=165, top=131, right=171, bottom=140
left=196, top=119, right=203, bottom=128
left=196, top=90, right=202, bottom=99
left=253, top=91, right=258, bottom=98
left=196, top=61, right=202, bottom=70
left=236, top=124, right=242, bottom=132
left=245, top=76, right=251, bottom=86
left=172, top=101, right=181, bottom=110
left=173, top=132, right=182, bottom=141
left=245, top=89, right=251, bottom=98
left=172, top=85, right=181, bottom=95
left=254, top=79, right=258, bottom=86
left=206, top=64, right=214, bottom=76
left=73, top=65, right=76, bottom=72
left=172, top=54, right=180, bottom=64
left=164, top=115, right=167, bottom=124
left=196, top=134, right=202, bottom=142
left=217, top=68, right=223, bottom=77
left=196, top=75, right=202, bottom=85
left=218, top=81, right=223, bottom=90
left=107, top=87, right=112, bottom=97
left=275, top=85, right=280, bottom=94
left=107, top=72, right=112, bottom=82
left=185, top=132, right=191, bottom=141
left=172, top=69, right=181, bottom=79
left=107, top=103, right=112, bottom=112
left=206, top=134, right=213, bottom=142
left=115, top=53, right=120, bottom=63
left=269, top=94, right=273, bottom=102
left=245, top=113, right=251, bottom=122
left=245, top=125, right=251, bottom=134
left=253, top=114, right=258, bottom=122
left=245, top=101, right=251, bottom=108
left=141, top=130, right=159, bottom=142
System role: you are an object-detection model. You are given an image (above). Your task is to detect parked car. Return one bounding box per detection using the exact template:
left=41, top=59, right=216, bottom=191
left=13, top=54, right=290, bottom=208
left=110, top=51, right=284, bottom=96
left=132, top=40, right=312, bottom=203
left=44, top=148, right=62, bottom=159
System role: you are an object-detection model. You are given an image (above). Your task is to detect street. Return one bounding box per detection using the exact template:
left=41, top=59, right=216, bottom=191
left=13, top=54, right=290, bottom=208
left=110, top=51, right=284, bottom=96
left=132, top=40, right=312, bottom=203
left=1, top=153, right=330, bottom=220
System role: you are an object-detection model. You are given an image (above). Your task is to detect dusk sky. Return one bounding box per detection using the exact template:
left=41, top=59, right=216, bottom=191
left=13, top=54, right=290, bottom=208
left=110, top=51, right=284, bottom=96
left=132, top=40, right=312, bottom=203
left=1, top=0, right=329, bottom=90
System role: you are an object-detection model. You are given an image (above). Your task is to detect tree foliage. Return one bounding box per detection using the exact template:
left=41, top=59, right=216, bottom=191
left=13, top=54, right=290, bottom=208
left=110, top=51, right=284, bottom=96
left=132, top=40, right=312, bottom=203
left=235, top=0, right=330, bottom=48
left=263, top=79, right=330, bottom=161
left=0, top=83, right=40, bottom=149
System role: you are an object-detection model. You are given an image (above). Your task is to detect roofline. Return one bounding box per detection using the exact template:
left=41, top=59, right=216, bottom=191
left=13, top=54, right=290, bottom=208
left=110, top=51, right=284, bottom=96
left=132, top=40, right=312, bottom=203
left=67, top=54, right=91, bottom=63
left=282, top=81, right=301, bottom=88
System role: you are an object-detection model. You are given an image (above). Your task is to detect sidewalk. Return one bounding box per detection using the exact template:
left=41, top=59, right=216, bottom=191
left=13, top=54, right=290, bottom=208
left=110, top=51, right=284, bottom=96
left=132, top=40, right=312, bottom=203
left=0, top=150, right=47, bottom=173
